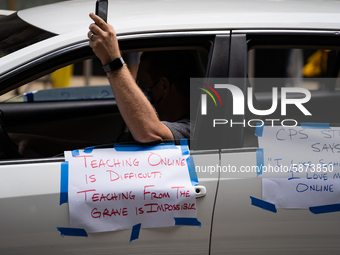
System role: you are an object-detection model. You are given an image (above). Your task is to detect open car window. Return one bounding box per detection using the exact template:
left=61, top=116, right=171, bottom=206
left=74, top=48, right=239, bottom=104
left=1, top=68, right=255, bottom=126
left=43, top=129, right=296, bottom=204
left=248, top=48, right=340, bottom=92
left=0, top=56, right=130, bottom=103
left=0, top=36, right=212, bottom=160
left=242, top=34, right=340, bottom=147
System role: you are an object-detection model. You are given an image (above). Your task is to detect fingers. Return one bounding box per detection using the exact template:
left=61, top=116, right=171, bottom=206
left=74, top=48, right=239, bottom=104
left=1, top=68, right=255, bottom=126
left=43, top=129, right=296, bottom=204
left=88, top=23, right=101, bottom=37
left=88, top=12, right=120, bottom=64
left=89, top=12, right=107, bottom=30
left=88, top=13, right=108, bottom=39
left=88, top=12, right=116, bottom=38
left=87, top=31, right=95, bottom=40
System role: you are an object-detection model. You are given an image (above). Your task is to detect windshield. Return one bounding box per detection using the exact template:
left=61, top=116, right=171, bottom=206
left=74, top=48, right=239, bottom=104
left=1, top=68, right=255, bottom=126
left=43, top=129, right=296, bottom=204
left=0, top=12, right=56, bottom=58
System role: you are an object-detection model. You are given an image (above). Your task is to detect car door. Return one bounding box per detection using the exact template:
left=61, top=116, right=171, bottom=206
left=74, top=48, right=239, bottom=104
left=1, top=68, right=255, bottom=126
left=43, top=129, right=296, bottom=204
left=0, top=32, right=224, bottom=254
left=210, top=31, right=340, bottom=254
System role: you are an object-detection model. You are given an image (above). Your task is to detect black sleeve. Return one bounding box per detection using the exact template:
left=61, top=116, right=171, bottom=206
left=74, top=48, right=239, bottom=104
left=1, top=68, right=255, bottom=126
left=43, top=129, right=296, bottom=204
left=162, top=119, right=190, bottom=140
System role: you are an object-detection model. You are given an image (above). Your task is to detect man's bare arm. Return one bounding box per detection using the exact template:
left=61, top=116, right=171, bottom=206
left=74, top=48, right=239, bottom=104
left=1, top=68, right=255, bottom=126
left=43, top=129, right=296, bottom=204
left=88, top=13, right=173, bottom=143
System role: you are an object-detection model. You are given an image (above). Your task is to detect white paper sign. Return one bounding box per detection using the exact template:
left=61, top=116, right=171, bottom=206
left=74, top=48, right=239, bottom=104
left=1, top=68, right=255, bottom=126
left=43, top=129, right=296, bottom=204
left=258, top=126, right=340, bottom=208
left=262, top=178, right=340, bottom=208
left=65, top=145, right=197, bottom=233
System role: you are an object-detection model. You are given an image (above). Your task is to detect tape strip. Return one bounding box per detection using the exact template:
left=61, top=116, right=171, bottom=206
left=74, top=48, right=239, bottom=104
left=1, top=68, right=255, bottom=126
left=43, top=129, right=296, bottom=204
left=114, top=143, right=177, bottom=151
left=256, top=148, right=264, bottom=176
left=25, top=92, right=34, bottom=102
left=72, top=150, right=80, bottom=157
left=180, top=139, right=189, bottom=156
left=130, top=223, right=141, bottom=242
left=250, top=196, right=277, bottom=213
left=301, top=123, right=330, bottom=129
left=60, top=161, right=69, bottom=205
left=255, top=123, right=264, bottom=137
left=57, top=227, right=88, bottom=237
left=84, top=146, right=95, bottom=154
left=187, top=156, right=199, bottom=186
left=309, top=203, right=340, bottom=214
left=174, top=217, right=201, bottom=226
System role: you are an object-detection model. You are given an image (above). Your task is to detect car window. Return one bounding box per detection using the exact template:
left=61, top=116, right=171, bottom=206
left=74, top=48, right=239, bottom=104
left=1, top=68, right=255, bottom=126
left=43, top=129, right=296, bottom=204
left=0, top=41, right=210, bottom=160
left=248, top=48, right=340, bottom=92
left=0, top=13, right=56, bottom=58
left=1, top=49, right=208, bottom=103
left=0, top=54, right=140, bottom=102
left=242, top=34, right=340, bottom=147
left=247, top=46, right=340, bottom=122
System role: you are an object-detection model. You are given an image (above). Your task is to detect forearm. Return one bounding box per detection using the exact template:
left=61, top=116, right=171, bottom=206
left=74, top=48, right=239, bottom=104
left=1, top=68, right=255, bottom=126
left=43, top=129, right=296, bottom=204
left=107, top=66, right=172, bottom=142
left=88, top=13, right=173, bottom=142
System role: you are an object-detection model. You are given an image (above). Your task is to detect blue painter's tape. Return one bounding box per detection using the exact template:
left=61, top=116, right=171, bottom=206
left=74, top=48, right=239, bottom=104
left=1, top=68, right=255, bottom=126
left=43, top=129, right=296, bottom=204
left=60, top=162, right=69, bottom=205
left=180, top=139, right=189, bottom=156
left=301, top=123, right=330, bottom=129
left=72, top=150, right=80, bottom=157
left=180, top=139, right=188, bottom=146
left=25, top=92, right=34, bottom=102
left=174, top=217, right=201, bottom=226
left=84, top=146, right=95, bottom=154
left=309, top=203, right=340, bottom=214
left=57, top=227, right=88, bottom=237
left=255, top=123, right=264, bottom=137
left=114, top=143, right=177, bottom=151
left=250, top=196, right=277, bottom=213
left=130, top=223, right=141, bottom=242
left=256, top=148, right=264, bottom=176
left=187, top=156, right=199, bottom=186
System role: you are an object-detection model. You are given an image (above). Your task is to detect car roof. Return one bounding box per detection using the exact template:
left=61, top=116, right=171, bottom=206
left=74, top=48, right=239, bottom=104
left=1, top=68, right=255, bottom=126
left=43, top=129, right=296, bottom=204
left=1, top=0, right=340, bottom=80
left=18, top=0, right=340, bottom=35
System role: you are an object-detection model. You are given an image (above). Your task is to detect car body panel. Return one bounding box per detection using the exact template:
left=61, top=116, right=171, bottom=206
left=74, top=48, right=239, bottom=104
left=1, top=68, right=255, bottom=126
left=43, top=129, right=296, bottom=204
left=211, top=150, right=340, bottom=254
left=0, top=152, right=219, bottom=254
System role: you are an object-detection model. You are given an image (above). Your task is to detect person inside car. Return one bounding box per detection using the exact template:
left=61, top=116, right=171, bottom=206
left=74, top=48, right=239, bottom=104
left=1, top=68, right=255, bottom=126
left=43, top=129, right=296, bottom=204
left=9, top=13, right=204, bottom=157
left=110, top=50, right=196, bottom=143
left=87, top=13, right=202, bottom=143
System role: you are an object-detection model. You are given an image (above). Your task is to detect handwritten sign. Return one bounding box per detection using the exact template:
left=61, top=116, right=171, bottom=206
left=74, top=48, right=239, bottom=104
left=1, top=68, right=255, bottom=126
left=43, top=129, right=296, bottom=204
left=64, top=145, right=197, bottom=233
left=258, top=126, right=340, bottom=208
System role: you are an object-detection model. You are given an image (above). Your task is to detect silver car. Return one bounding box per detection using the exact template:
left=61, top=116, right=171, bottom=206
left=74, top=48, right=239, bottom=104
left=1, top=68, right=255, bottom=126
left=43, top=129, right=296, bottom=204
left=1, top=0, right=340, bottom=254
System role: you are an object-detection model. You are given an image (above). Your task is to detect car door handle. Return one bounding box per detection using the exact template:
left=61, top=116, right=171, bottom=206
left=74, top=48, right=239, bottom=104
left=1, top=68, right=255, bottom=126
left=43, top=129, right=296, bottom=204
left=195, top=185, right=206, bottom=198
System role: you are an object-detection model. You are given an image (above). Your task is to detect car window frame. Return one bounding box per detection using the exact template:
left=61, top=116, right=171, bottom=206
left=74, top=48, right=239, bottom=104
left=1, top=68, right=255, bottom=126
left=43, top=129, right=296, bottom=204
left=0, top=31, right=219, bottom=163
left=228, top=30, right=340, bottom=149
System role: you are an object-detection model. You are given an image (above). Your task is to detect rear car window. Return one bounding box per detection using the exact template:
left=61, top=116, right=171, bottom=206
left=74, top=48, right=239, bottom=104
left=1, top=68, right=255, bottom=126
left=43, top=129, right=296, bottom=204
left=0, top=12, right=56, bottom=58
left=242, top=37, right=340, bottom=148
left=248, top=48, right=340, bottom=92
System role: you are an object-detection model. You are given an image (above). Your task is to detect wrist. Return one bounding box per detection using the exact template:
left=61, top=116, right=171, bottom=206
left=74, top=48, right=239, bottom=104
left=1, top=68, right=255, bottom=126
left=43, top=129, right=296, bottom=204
left=101, top=53, right=121, bottom=65
left=106, top=64, right=126, bottom=79
left=102, top=57, right=125, bottom=73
